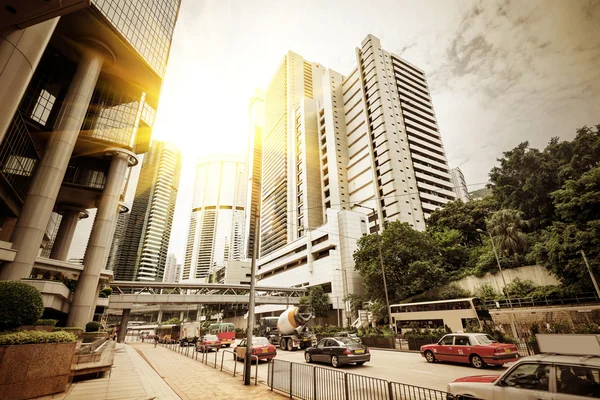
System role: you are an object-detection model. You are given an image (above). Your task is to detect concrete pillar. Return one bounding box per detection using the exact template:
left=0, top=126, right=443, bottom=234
left=0, top=18, right=59, bottom=142
left=50, top=206, right=88, bottom=260
left=157, top=310, right=163, bottom=324
left=0, top=48, right=104, bottom=281
left=179, top=311, right=185, bottom=321
left=117, top=309, right=130, bottom=343
left=68, top=149, right=137, bottom=327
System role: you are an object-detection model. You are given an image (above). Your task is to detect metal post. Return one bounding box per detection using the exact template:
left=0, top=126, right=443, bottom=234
left=481, top=229, right=519, bottom=339
left=582, top=250, right=600, bottom=299
left=244, top=189, right=261, bottom=385
left=313, top=365, right=317, bottom=400
left=337, top=296, right=340, bottom=327
left=289, top=362, right=293, bottom=398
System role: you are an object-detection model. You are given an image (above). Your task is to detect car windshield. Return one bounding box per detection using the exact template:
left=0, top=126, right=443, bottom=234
left=475, top=334, right=497, bottom=344
left=251, top=337, right=270, bottom=346
left=337, top=337, right=361, bottom=346
left=203, top=335, right=218, bottom=341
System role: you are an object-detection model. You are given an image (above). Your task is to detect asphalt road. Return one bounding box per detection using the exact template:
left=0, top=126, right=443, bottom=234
left=217, top=344, right=510, bottom=392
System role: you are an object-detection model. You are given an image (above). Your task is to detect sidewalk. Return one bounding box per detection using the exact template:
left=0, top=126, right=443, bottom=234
left=131, top=343, right=285, bottom=400
left=41, top=343, right=179, bottom=400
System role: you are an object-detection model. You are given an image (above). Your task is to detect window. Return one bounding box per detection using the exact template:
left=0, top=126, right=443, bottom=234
left=439, top=336, right=454, bottom=346
left=317, top=339, right=327, bottom=349
left=557, top=365, right=600, bottom=398
left=454, top=336, right=470, bottom=346
left=30, top=89, right=56, bottom=125
left=503, top=363, right=550, bottom=391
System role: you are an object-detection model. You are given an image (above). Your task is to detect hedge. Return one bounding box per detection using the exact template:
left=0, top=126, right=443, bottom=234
left=85, top=321, right=101, bottom=332
left=0, top=281, right=44, bottom=331
left=0, top=330, right=76, bottom=345
left=35, top=319, right=59, bottom=326
left=53, top=327, right=83, bottom=332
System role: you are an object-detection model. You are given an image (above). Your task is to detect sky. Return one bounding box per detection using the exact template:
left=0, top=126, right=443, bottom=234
left=144, top=0, right=600, bottom=263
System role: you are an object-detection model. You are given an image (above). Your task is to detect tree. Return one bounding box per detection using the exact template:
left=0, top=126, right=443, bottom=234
left=552, top=166, right=600, bottom=225
left=300, top=286, right=330, bottom=325
left=354, top=221, right=446, bottom=302
left=486, top=209, right=528, bottom=256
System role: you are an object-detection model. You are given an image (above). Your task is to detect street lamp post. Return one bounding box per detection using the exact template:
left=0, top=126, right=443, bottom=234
left=244, top=189, right=261, bottom=385
left=354, top=204, right=394, bottom=336
left=476, top=228, right=519, bottom=339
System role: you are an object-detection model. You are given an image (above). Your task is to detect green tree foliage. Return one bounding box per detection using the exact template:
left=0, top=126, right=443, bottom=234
left=85, top=321, right=101, bottom=332
left=0, top=281, right=44, bottom=331
left=502, top=278, right=535, bottom=298
left=300, top=286, right=330, bottom=322
left=163, top=318, right=182, bottom=325
left=354, top=222, right=447, bottom=302
left=486, top=209, right=528, bottom=256
left=476, top=284, right=499, bottom=301
left=436, top=285, right=472, bottom=300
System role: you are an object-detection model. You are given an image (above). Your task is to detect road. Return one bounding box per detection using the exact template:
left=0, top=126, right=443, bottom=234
left=216, top=344, right=510, bottom=392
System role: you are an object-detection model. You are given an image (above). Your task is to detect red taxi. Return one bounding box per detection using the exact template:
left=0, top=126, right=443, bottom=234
left=420, top=333, right=518, bottom=368
left=196, top=334, right=221, bottom=352
left=234, top=337, right=277, bottom=362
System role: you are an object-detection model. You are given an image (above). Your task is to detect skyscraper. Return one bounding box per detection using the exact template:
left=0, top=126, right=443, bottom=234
left=253, top=34, right=456, bottom=324
left=182, top=157, right=247, bottom=282
left=163, top=253, right=180, bottom=283
left=0, top=1, right=181, bottom=327
left=450, top=167, right=470, bottom=203
left=111, top=141, right=182, bottom=281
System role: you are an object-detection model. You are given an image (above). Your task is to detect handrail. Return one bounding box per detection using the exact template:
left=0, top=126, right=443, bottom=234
left=483, top=292, right=600, bottom=309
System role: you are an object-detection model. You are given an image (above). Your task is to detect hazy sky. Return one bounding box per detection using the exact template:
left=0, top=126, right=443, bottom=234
left=146, top=0, right=600, bottom=262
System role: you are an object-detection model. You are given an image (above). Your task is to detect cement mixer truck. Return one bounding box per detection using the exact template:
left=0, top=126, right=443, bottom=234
left=258, top=306, right=317, bottom=351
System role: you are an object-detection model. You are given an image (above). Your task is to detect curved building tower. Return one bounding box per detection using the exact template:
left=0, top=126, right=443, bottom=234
left=182, top=157, right=247, bottom=282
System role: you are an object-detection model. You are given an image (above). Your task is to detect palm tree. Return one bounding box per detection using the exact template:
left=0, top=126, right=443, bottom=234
left=486, top=209, right=528, bottom=255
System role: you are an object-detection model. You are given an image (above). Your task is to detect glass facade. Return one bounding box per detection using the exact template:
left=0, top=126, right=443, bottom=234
left=92, top=0, right=180, bottom=77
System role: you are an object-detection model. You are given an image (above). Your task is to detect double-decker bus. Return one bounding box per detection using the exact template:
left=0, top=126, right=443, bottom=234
left=208, top=322, right=235, bottom=347
left=390, top=297, right=491, bottom=333
left=155, top=324, right=181, bottom=342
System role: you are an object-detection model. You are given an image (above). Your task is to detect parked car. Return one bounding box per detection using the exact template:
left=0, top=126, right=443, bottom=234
left=234, top=337, right=277, bottom=362
left=335, top=331, right=362, bottom=344
left=196, top=334, right=221, bottom=352
left=305, top=337, right=370, bottom=368
left=420, top=333, right=518, bottom=368
left=447, top=354, right=600, bottom=399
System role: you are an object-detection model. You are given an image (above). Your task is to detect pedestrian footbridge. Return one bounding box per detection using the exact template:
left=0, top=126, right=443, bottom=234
left=108, top=281, right=306, bottom=310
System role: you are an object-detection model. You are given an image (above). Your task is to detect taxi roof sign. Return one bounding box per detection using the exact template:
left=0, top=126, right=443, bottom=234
left=537, top=334, right=600, bottom=356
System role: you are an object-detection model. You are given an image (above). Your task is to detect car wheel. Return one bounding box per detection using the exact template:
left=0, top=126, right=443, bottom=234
left=356, top=362, right=365, bottom=366
left=424, top=350, right=436, bottom=363
left=280, top=338, right=287, bottom=350
left=305, top=352, right=312, bottom=363
left=470, top=354, right=485, bottom=369
left=331, top=355, right=340, bottom=368
left=287, top=339, right=294, bottom=351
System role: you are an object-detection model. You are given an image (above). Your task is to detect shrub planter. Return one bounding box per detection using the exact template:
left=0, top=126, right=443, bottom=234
left=17, top=325, right=54, bottom=332
left=406, top=337, right=439, bottom=351
left=360, top=336, right=394, bottom=348
left=0, top=341, right=76, bottom=399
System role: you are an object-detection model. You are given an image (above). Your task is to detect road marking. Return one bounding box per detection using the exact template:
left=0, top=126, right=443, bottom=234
left=412, top=370, right=435, bottom=375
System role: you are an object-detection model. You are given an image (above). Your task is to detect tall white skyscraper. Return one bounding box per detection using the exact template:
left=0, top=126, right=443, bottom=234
left=245, top=90, right=264, bottom=260
left=256, top=35, right=455, bottom=258
left=450, top=167, right=470, bottom=203
left=181, top=157, right=247, bottom=281
left=163, top=253, right=180, bottom=282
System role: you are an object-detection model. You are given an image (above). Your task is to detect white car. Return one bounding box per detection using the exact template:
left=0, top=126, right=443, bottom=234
left=447, top=354, right=600, bottom=400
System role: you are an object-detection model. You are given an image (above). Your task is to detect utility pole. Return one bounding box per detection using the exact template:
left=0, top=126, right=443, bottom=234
left=244, top=191, right=260, bottom=385
left=581, top=250, right=600, bottom=299
left=477, top=229, right=518, bottom=339
left=354, top=204, right=394, bottom=336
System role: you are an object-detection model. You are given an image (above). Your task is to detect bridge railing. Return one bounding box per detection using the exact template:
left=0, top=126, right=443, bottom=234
left=484, top=292, right=600, bottom=309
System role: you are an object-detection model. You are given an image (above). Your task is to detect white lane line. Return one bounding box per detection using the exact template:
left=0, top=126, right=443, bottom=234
left=411, top=369, right=434, bottom=374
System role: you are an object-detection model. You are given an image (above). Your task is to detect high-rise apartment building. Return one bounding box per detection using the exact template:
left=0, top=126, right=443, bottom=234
left=110, top=141, right=181, bottom=281
left=244, top=90, right=264, bottom=260
left=163, top=253, right=180, bottom=283
left=252, top=34, right=455, bottom=325
left=450, top=167, right=470, bottom=203
left=0, top=1, right=181, bottom=327
left=182, top=157, right=247, bottom=282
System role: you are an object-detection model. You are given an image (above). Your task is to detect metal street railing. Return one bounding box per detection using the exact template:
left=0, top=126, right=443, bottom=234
left=267, top=359, right=449, bottom=400
left=483, top=292, right=600, bottom=309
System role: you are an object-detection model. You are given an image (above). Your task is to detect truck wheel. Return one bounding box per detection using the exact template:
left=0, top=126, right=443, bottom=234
left=280, top=338, right=287, bottom=350
left=287, top=339, right=294, bottom=351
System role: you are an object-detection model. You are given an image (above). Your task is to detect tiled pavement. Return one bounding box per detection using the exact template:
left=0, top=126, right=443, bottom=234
left=131, top=343, right=285, bottom=400
left=41, top=343, right=179, bottom=399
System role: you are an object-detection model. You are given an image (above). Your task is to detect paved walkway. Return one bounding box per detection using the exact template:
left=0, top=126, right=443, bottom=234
left=41, top=343, right=179, bottom=400
left=131, top=343, right=285, bottom=400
